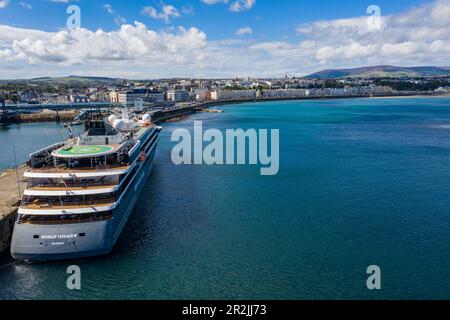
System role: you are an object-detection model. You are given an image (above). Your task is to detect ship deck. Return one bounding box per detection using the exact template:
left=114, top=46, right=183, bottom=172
left=29, top=184, right=117, bottom=191
left=22, top=199, right=115, bottom=210
left=52, top=144, right=120, bottom=159
left=29, top=164, right=129, bottom=173
left=55, top=145, right=115, bottom=156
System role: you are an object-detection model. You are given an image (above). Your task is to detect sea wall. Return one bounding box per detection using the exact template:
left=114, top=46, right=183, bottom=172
left=0, top=166, right=26, bottom=255
left=0, top=211, right=17, bottom=255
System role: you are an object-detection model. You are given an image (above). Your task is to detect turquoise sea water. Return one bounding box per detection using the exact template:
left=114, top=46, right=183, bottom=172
left=1, top=97, right=450, bottom=299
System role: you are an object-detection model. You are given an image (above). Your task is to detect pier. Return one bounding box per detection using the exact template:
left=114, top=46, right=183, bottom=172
left=0, top=166, right=26, bottom=255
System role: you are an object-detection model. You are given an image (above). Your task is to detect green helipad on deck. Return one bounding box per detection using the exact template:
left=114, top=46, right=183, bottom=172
left=55, top=145, right=114, bottom=156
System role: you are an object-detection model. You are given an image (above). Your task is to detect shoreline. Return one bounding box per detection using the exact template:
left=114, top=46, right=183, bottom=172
left=362, top=94, right=450, bottom=100
left=189, top=93, right=450, bottom=115
left=1, top=93, right=449, bottom=127
left=198, top=93, right=450, bottom=108
left=150, top=94, right=450, bottom=126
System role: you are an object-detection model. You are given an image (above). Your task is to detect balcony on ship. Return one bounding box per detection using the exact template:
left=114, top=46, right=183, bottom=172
left=26, top=176, right=121, bottom=191
left=21, top=192, right=117, bottom=210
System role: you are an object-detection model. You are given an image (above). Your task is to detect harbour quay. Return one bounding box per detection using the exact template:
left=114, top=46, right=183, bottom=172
left=0, top=166, right=26, bottom=254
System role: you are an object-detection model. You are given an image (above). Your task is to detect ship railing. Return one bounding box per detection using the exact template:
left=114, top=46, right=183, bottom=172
left=29, top=142, right=66, bottom=159
left=30, top=163, right=129, bottom=172
left=128, top=141, right=142, bottom=164
left=28, top=181, right=119, bottom=189
left=22, top=197, right=116, bottom=209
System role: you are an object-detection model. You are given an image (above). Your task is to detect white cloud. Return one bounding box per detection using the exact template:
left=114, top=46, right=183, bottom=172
left=201, top=0, right=255, bottom=12
left=229, top=0, right=255, bottom=12
left=0, top=22, right=207, bottom=66
left=0, top=0, right=9, bottom=9
left=201, top=0, right=228, bottom=4
left=236, top=27, right=253, bottom=36
left=103, top=4, right=127, bottom=26
left=142, top=5, right=181, bottom=23
left=0, top=0, right=449, bottom=78
left=182, top=5, right=195, bottom=15
left=251, top=0, right=450, bottom=69
left=0, top=25, right=50, bottom=47
left=19, top=2, right=32, bottom=9
left=103, top=4, right=114, bottom=14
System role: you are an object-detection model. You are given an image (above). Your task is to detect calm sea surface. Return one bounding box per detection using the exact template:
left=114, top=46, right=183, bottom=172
left=1, top=97, right=450, bottom=299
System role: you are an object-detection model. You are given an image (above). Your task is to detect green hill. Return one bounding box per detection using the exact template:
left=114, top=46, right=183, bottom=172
left=306, top=65, right=450, bottom=79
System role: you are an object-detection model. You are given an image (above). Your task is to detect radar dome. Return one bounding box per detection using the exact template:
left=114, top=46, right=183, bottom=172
left=113, top=119, right=126, bottom=131
left=142, top=114, right=152, bottom=124
left=108, top=115, right=118, bottom=124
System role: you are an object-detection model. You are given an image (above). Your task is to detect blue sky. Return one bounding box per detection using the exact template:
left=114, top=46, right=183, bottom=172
left=0, top=0, right=427, bottom=38
left=0, top=0, right=448, bottom=79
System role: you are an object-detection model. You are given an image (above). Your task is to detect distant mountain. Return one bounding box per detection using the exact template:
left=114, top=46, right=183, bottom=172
left=306, top=65, right=450, bottom=79
left=29, top=75, right=120, bottom=83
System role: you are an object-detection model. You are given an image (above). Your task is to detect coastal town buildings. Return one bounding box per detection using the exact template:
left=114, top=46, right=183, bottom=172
left=259, top=89, right=310, bottom=99
left=211, top=90, right=257, bottom=101
left=1, top=75, right=449, bottom=106
left=191, top=88, right=210, bottom=101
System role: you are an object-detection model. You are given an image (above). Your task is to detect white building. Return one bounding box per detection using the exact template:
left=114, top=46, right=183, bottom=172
left=116, top=89, right=165, bottom=104
left=167, top=90, right=190, bottom=102
left=435, top=86, right=450, bottom=94
left=211, top=90, right=256, bottom=101
left=69, top=94, right=89, bottom=103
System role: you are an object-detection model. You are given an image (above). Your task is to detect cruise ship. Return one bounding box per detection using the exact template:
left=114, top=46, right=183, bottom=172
left=10, top=110, right=161, bottom=261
